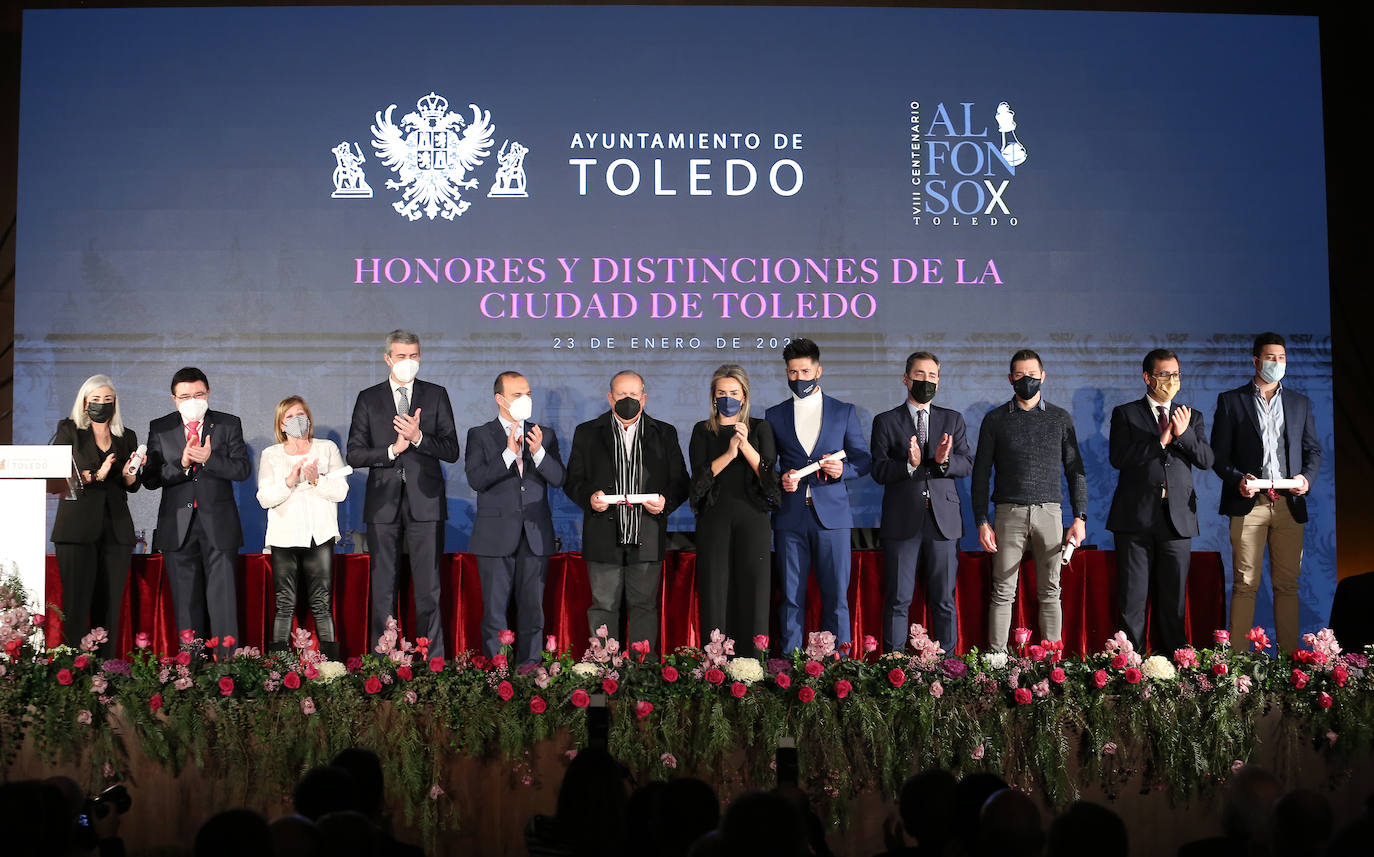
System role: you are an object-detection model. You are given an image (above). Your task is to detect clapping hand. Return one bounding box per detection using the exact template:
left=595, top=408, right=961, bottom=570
left=1169, top=405, right=1191, bottom=439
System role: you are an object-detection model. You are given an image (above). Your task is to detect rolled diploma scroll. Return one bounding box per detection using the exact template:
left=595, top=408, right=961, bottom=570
left=791, top=449, right=849, bottom=478
left=324, top=465, right=354, bottom=480
left=601, top=493, right=658, bottom=504
left=1245, top=477, right=1302, bottom=491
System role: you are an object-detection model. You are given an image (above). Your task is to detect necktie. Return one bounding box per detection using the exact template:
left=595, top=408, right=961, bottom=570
left=516, top=424, right=525, bottom=475
left=397, top=386, right=409, bottom=416
left=186, top=421, right=201, bottom=507
left=916, top=408, right=928, bottom=449
left=1158, top=406, right=1169, bottom=496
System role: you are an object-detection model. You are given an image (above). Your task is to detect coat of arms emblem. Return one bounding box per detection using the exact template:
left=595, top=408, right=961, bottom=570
left=371, top=92, right=495, bottom=221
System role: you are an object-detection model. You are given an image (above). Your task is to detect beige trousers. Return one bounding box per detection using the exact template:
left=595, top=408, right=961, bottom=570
left=1228, top=493, right=1305, bottom=652
left=988, top=503, right=1065, bottom=651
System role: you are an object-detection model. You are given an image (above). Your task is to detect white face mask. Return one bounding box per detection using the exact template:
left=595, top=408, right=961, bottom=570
left=506, top=394, right=533, bottom=423
left=1258, top=359, right=1286, bottom=384
left=390, top=358, right=419, bottom=384
left=177, top=398, right=208, bottom=422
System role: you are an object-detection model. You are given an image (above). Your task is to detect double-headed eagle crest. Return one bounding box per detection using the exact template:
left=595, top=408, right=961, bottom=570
left=371, top=92, right=494, bottom=221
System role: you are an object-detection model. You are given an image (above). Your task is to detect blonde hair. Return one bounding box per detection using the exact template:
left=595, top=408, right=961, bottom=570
left=273, top=396, right=314, bottom=444
left=706, top=364, right=751, bottom=433
left=70, top=374, right=125, bottom=436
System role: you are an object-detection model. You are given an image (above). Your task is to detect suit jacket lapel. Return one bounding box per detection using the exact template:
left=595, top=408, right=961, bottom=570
left=1240, top=385, right=1262, bottom=437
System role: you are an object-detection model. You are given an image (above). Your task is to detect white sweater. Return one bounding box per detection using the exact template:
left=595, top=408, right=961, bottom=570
left=256, top=439, right=348, bottom=548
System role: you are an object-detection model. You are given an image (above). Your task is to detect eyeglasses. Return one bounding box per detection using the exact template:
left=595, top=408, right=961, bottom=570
left=1151, top=372, right=1182, bottom=381
left=173, top=392, right=209, bottom=401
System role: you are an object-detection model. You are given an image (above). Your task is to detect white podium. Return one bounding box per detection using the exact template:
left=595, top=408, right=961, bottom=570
left=0, top=445, right=74, bottom=612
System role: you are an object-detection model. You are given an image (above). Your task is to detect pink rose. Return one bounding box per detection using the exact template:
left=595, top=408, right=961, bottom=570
left=175, top=651, right=192, bottom=667
left=636, top=700, right=654, bottom=718
left=753, top=634, right=769, bottom=651
left=972, top=743, right=986, bottom=760
left=148, top=693, right=163, bottom=712
left=545, top=635, right=558, bottom=652
left=731, top=681, right=747, bottom=698
left=1291, top=669, right=1309, bottom=689
left=1318, top=692, right=1333, bottom=710
left=929, top=681, right=944, bottom=698
left=364, top=675, right=382, bottom=694
left=1213, top=630, right=1230, bottom=646
left=283, top=671, right=301, bottom=690
left=601, top=677, right=619, bottom=695
left=497, top=680, right=515, bottom=701
left=78, top=710, right=93, bottom=725
left=775, top=673, right=792, bottom=689
left=429, top=657, right=445, bottom=673
left=834, top=679, right=852, bottom=699
left=863, top=635, right=879, bottom=653
left=498, top=629, right=516, bottom=646
left=1014, top=687, right=1033, bottom=705
left=1029, top=645, right=1046, bottom=662
left=304, top=664, right=320, bottom=680
left=218, top=676, right=235, bottom=696
left=300, top=697, right=316, bottom=715
left=804, top=660, right=824, bottom=678
left=180, top=628, right=197, bottom=645
left=888, top=668, right=906, bottom=688
left=1213, top=663, right=1229, bottom=677
left=571, top=688, right=590, bottom=708
left=397, top=665, right=412, bottom=682
left=1050, top=667, right=1066, bottom=684
left=661, top=665, right=679, bottom=682
left=347, top=656, right=363, bottom=671
left=704, top=668, right=725, bottom=686
left=1124, top=668, right=1142, bottom=684
left=492, top=654, right=508, bottom=670
left=1013, top=627, right=1032, bottom=646
left=73, top=654, right=90, bottom=670
left=798, top=686, right=816, bottom=703
left=530, top=696, right=547, bottom=714
left=1333, top=663, right=1350, bottom=687
left=1093, top=669, right=1109, bottom=688
left=57, top=668, right=74, bottom=686
left=135, top=632, right=151, bottom=649
left=1110, top=653, right=1127, bottom=669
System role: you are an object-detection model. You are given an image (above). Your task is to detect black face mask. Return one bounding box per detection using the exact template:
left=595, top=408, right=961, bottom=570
left=788, top=378, right=818, bottom=398
left=613, top=397, right=642, bottom=420
left=86, top=402, right=115, bottom=424
left=908, top=380, right=938, bottom=405
left=1012, top=376, right=1042, bottom=401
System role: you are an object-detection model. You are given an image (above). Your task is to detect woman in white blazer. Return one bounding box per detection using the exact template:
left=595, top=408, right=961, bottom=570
left=257, top=396, right=348, bottom=659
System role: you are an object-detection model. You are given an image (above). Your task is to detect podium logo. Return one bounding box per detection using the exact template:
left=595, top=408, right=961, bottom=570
left=910, top=100, right=1027, bottom=228
left=332, top=91, right=530, bottom=221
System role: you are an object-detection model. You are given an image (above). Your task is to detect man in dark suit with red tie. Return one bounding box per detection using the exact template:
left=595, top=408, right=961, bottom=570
left=347, top=330, right=460, bottom=658
left=1107, top=348, right=1214, bottom=655
left=465, top=371, right=565, bottom=664
left=870, top=351, right=973, bottom=653
left=142, top=367, right=252, bottom=642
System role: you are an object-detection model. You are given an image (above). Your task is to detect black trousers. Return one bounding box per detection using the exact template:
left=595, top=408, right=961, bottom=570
left=883, top=510, right=960, bottom=653
left=270, top=540, right=336, bottom=649
left=55, top=533, right=131, bottom=659
left=695, top=499, right=771, bottom=647
left=163, top=509, right=239, bottom=642
left=477, top=530, right=548, bottom=664
left=1115, top=503, right=1191, bottom=655
left=367, top=492, right=446, bottom=659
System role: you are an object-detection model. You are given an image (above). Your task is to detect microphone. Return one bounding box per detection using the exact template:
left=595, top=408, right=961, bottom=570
left=125, top=444, right=147, bottom=476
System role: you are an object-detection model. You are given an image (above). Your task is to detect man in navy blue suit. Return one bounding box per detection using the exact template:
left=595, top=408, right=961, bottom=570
left=1107, top=349, right=1213, bottom=656
left=765, top=338, right=872, bottom=654
left=347, top=330, right=461, bottom=658
left=870, top=351, right=973, bottom=653
left=465, top=371, right=565, bottom=665
left=1212, top=332, right=1322, bottom=652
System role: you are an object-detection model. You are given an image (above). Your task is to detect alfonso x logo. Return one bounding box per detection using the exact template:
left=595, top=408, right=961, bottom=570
left=330, top=91, right=530, bottom=222
left=910, top=101, right=1026, bottom=227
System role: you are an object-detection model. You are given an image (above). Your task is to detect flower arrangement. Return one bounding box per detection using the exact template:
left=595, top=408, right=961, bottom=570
left=2, top=569, right=1372, bottom=850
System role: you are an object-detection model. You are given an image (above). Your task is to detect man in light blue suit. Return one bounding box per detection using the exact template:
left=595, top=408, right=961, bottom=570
left=765, top=338, right=873, bottom=653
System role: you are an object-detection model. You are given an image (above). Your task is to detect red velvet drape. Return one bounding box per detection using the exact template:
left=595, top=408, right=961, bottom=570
left=43, top=550, right=1224, bottom=659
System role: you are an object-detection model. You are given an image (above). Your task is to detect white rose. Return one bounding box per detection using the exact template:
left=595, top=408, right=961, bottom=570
left=1141, top=655, right=1176, bottom=681
left=725, top=657, right=765, bottom=685
left=985, top=652, right=1009, bottom=670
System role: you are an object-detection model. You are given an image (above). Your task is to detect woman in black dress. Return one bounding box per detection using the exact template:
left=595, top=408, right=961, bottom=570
left=51, top=374, right=140, bottom=656
left=689, top=364, right=781, bottom=646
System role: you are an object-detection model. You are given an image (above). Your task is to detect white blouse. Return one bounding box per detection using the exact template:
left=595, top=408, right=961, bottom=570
left=256, top=439, right=349, bottom=548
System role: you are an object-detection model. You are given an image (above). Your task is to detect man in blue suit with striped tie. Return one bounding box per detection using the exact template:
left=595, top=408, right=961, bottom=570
left=766, top=338, right=873, bottom=654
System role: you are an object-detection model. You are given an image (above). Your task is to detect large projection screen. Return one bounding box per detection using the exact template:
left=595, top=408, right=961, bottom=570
left=16, top=7, right=1332, bottom=636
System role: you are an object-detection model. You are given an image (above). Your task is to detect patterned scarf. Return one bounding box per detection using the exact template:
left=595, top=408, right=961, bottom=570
left=611, top=415, right=644, bottom=545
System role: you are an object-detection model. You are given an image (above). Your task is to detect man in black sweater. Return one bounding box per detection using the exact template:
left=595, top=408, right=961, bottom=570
left=971, top=349, right=1087, bottom=651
